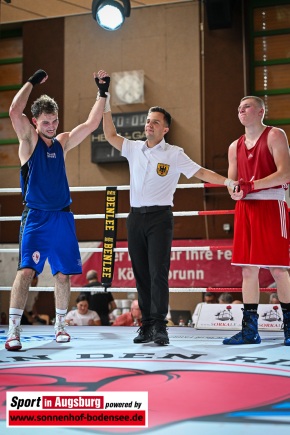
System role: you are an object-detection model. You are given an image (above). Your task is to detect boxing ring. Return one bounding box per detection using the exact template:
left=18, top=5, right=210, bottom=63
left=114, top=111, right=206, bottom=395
left=0, top=184, right=289, bottom=434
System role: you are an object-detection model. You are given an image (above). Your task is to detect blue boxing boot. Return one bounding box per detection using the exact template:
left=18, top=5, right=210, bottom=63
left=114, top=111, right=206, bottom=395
left=282, top=310, right=290, bottom=346
left=223, top=308, right=261, bottom=345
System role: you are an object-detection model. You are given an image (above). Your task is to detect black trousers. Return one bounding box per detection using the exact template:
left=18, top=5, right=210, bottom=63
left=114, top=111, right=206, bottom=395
left=126, top=209, right=174, bottom=324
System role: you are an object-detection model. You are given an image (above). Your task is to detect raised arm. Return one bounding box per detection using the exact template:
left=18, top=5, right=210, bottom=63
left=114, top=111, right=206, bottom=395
left=9, top=69, right=47, bottom=165
left=103, top=106, right=125, bottom=151
left=94, top=70, right=125, bottom=151
left=61, top=72, right=110, bottom=154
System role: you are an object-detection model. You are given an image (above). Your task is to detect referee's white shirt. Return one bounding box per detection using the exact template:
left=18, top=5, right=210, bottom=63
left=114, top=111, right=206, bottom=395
left=122, top=138, right=201, bottom=207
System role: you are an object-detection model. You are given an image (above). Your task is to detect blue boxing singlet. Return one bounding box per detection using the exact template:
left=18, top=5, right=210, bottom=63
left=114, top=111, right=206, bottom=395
left=20, top=135, right=71, bottom=211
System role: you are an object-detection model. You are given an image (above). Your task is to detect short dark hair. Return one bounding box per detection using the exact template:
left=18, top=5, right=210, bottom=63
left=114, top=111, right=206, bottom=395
left=31, top=94, right=58, bottom=118
left=76, top=294, right=90, bottom=304
left=86, top=270, right=98, bottom=281
left=218, top=292, right=233, bottom=304
left=148, top=106, right=172, bottom=127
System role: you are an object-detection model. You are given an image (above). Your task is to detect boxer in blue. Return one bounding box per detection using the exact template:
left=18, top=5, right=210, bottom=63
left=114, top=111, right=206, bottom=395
left=5, top=69, right=110, bottom=351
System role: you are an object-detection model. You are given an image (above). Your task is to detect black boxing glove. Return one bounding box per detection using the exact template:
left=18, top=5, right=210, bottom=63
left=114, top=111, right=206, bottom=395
left=27, top=69, right=47, bottom=86
left=95, top=76, right=110, bottom=97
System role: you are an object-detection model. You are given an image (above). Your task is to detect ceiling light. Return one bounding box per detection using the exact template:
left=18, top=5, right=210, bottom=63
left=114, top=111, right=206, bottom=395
left=92, top=0, right=131, bottom=31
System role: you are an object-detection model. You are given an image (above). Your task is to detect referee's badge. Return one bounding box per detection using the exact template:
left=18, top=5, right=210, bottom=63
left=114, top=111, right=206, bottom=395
left=157, top=163, right=170, bottom=177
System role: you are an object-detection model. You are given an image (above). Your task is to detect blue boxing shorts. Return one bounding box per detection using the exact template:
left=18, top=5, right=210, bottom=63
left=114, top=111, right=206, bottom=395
left=18, top=207, right=82, bottom=276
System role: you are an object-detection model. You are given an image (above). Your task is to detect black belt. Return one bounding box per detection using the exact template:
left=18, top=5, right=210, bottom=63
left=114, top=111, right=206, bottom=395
left=130, top=205, right=171, bottom=214
left=24, top=205, right=71, bottom=212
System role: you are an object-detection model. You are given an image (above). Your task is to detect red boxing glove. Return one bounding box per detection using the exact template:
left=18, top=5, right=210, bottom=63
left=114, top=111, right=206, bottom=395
left=239, top=178, right=254, bottom=198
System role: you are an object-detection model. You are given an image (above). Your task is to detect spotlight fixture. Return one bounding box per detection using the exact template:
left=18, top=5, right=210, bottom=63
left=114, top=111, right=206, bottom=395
left=92, top=0, right=131, bottom=31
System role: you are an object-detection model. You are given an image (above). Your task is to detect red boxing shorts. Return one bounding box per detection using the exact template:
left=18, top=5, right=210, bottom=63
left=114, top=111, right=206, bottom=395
left=232, top=199, right=290, bottom=268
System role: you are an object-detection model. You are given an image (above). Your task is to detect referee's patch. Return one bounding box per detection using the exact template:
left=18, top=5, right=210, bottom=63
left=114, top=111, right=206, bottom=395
left=157, top=163, right=170, bottom=176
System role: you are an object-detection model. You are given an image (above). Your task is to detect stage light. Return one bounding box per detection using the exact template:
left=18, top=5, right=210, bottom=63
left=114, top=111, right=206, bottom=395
left=92, top=0, right=131, bottom=31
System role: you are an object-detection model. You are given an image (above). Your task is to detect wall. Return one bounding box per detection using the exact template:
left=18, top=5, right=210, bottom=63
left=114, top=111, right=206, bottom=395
left=62, top=3, right=201, bottom=188
left=201, top=0, right=245, bottom=239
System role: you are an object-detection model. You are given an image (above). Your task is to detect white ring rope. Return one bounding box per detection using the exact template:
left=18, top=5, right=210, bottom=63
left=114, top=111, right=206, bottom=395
left=0, top=210, right=235, bottom=222
left=0, top=183, right=232, bottom=221
left=0, top=287, right=272, bottom=292
left=0, top=287, right=206, bottom=292
left=0, top=183, right=211, bottom=194
left=0, top=246, right=217, bottom=253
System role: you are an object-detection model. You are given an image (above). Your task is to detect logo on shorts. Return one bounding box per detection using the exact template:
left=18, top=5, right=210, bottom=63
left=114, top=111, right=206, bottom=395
left=32, top=251, right=40, bottom=264
left=157, top=163, right=170, bottom=177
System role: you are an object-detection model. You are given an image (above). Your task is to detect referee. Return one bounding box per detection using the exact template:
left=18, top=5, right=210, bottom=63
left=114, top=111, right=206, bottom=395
left=97, top=71, right=235, bottom=345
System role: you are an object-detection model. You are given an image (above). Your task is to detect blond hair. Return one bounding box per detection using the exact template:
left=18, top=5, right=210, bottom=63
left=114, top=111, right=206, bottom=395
left=240, top=95, right=265, bottom=110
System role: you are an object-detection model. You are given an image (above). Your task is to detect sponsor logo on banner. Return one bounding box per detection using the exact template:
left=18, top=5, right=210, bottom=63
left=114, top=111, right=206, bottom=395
left=196, top=304, right=283, bottom=330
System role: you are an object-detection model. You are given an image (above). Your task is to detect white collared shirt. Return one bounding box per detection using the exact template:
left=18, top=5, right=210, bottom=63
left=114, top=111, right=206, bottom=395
left=122, top=138, right=201, bottom=207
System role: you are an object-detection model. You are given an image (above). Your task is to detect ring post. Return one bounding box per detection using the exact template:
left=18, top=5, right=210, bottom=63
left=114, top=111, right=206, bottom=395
left=101, top=186, right=118, bottom=291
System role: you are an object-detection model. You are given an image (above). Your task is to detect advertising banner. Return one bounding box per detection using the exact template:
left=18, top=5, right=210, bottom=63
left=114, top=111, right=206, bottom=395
left=71, top=240, right=274, bottom=289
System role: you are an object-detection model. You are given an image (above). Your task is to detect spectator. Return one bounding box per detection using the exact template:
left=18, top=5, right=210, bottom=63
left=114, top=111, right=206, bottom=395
left=269, top=292, right=280, bottom=304
left=66, top=294, right=101, bottom=326
left=192, top=292, right=217, bottom=325
left=113, top=300, right=142, bottom=327
left=218, top=292, right=233, bottom=304
left=81, top=270, right=117, bottom=325
left=203, top=292, right=217, bottom=304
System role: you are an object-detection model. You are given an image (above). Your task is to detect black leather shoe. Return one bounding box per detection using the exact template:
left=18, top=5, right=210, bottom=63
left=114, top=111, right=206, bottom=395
left=133, top=325, right=154, bottom=343
left=153, top=322, right=169, bottom=345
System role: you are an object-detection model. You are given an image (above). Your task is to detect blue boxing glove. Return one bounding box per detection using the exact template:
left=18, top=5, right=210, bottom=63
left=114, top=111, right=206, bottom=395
left=237, top=178, right=254, bottom=198
left=27, top=69, right=47, bottom=86
left=95, top=76, right=110, bottom=98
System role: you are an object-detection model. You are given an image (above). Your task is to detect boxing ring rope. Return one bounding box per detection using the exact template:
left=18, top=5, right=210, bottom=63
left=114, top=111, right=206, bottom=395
left=0, top=210, right=235, bottom=221
left=0, top=183, right=225, bottom=194
left=0, top=246, right=233, bottom=253
left=0, top=287, right=273, bottom=292
left=0, top=183, right=235, bottom=221
left=0, top=183, right=278, bottom=294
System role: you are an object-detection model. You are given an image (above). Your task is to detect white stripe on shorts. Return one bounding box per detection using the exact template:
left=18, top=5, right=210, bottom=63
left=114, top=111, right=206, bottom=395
left=279, top=200, right=287, bottom=239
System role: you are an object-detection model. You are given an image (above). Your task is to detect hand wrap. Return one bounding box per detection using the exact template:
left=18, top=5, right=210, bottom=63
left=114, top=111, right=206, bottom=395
left=104, top=92, right=111, bottom=113
left=27, top=69, right=47, bottom=86
left=224, top=178, right=235, bottom=190
left=95, top=76, right=110, bottom=97
left=238, top=178, right=254, bottom=198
